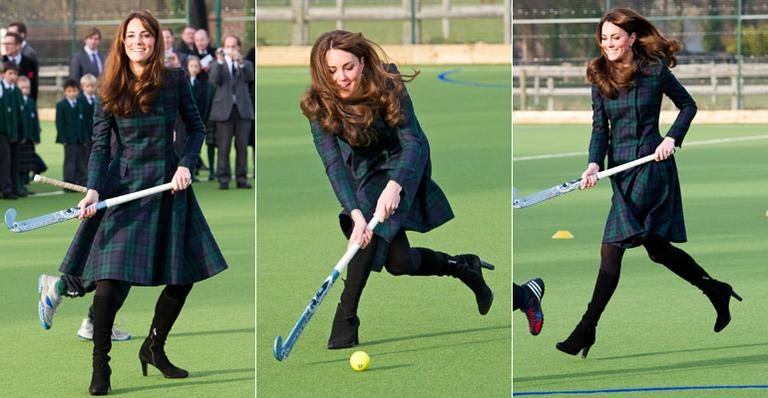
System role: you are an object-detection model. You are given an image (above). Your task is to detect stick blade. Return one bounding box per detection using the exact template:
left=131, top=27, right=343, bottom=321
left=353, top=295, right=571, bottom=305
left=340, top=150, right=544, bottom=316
left=273, top=336, right=285, bottom=361
left=513, top=178, right=582, bottom=209
left=4, top=208, right=17, bottom=231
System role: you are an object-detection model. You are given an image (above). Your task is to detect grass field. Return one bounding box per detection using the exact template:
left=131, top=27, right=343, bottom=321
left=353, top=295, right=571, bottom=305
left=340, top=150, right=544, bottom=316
left=257, top=65, right=511, bottom=396
left=0, top=124, right=255, bottom=396
left=513, top=124, right=768, bottom=396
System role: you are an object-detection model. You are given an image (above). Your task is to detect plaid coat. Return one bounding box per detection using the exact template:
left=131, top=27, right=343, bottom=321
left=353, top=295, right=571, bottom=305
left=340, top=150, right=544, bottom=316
left=311, top=75, right=454, bottom=271
left=589, top=62, right=696, bottom=247
left=59, top=68, right=228, bottom=285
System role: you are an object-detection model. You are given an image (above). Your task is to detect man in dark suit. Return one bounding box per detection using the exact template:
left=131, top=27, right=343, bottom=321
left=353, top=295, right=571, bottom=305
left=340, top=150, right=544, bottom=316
left=162, top=27, right=186, bottom=69
left=69, top=28, right=104, bottom=81
left=1, top=32, right=39, bottom=100
left=193, top=29, right=215, bottom=83
left=208, top=36, right=254, bottom=189
left=175, top=26, right=197, bottom=56
left=7, top=22, right=38, bottom=63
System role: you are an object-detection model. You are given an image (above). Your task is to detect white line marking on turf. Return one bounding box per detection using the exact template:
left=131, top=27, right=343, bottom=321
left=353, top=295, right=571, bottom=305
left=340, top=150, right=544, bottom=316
left=513, top=134, right=768, bottom=161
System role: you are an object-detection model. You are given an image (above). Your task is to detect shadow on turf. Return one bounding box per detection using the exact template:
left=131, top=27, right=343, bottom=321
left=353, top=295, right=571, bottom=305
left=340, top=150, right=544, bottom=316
left=364, top=324, right=510, bottom=347
left=303, top=336, right=507, bottom=366
left=172, top=327, right=255, bottom=338
left=594, top=341, right=768, bottom=361
left=112, top=376, right=254, bottom=395
left=513, top=353, right=768, bottom=385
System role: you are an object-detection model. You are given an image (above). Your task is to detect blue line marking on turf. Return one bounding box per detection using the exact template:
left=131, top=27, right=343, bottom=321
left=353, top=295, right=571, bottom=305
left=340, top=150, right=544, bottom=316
left=437, top=69, right=510, bottom=89
left=513, top=385, right=768, bottom=396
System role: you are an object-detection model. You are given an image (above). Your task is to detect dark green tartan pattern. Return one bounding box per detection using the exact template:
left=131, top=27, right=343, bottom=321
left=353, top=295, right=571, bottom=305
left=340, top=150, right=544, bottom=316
left=310, top=83, right=454, bottom=271
left=59, top=68, right=227, bottom=286
left=588, top=63, right=695, bottom=246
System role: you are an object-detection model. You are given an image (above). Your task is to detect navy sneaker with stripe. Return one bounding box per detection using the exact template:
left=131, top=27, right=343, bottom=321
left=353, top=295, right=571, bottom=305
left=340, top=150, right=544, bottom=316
left=523, top=278, right=544, bottom=335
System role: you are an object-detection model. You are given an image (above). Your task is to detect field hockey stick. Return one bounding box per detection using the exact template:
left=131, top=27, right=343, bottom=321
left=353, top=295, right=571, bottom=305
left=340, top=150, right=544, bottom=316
left=513, top=153, right=660, bottom=209
left=4, top=182, right=175, bottom=233
left=273, top=214, right=383, bottom=362
left=33, top=174, right=88, bottom=193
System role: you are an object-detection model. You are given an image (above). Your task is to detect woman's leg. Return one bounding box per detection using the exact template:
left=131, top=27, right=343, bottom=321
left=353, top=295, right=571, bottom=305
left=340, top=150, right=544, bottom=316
left=327, top=237, right=376, bottom=349
left=556, top=243, right=623, bottom=358
left=90, top=280, right=131, bottom=395
left=382, top=231, right=494, bottom=315
left=643, top=235, right=741, bottom=332
left=139, top=284, right=193, bottom=378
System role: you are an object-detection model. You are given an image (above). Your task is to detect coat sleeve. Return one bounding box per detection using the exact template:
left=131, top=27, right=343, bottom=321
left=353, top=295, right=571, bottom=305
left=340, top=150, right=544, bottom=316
left=310, top=121, right=359, bottom=213
left=387, top=87, right=425, bottom=190
left=208, top=61, right=225, bottom=87
left=68, top=54, right=81, bottom=81
left=660, top=66, right=697, bottom=147
left=174, top=70, right=206, bottom=169
left=55, top=102, right=65, bottom=144
left=86, top=98, right=116, bottom=192
left=588, top=85, right=609, bottom=169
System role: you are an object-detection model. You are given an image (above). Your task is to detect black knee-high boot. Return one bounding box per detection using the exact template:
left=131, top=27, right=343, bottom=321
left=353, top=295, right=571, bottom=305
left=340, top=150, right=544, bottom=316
left=89, top=295, right=118, bottom=395
left=557, top=269, right=620, bottom=358
left=328, top=244, right=374, bottom=349
left=644, top=238, right=742, bottom=332
left=139, top=285, right=192, bottom=378
left=409, top=249, right=494, bottom=315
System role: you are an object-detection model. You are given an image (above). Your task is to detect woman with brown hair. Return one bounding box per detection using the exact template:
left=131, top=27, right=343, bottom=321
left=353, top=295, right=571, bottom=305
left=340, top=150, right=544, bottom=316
left=53, top=10, right=227, bottom=394
left=556, top=8, right=740, bottom=359
left=299, top=30, right=494, bottom=349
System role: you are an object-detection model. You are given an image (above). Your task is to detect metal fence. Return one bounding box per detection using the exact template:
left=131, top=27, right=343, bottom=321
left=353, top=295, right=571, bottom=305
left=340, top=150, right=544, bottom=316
left=257, top=0, right=510, bottom=45
left=513, top=0, right=768, bottom=110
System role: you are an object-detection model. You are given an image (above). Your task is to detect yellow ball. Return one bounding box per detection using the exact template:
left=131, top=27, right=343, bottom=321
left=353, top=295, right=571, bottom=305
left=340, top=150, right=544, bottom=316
left=349, top=351, right=370, bottom=371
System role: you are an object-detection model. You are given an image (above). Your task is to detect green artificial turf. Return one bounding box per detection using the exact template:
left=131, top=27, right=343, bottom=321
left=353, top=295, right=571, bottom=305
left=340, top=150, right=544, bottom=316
left=257, top=65, right=511, bottom=396
left=513, top=124, right=768, bottom=397
left=0, top=122, right=255, bottom=396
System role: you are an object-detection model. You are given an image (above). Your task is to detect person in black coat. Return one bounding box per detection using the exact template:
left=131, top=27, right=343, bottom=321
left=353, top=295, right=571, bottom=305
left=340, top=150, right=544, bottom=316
left=1, top=31, right=39, bottom=101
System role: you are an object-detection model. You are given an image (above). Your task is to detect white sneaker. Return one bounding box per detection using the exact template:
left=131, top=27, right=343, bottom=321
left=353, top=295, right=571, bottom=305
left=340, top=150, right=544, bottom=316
left=76, top=318, right=132, bottom=341
left=38, top=274, right=62, bottom=330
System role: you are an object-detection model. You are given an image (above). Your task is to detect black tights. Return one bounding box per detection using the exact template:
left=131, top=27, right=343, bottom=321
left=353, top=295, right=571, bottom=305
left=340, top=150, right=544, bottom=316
left=597, top=235, right=709, bottom=286
left=583, top=235, right=710, bottom=326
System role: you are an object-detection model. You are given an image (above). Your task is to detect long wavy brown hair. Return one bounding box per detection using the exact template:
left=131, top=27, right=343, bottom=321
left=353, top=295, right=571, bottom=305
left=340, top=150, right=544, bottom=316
left=587, top=8, right=681, bottom=99
left=299, top=30, right=418, bottom=146
left=100, top=10, right=165, bottom=117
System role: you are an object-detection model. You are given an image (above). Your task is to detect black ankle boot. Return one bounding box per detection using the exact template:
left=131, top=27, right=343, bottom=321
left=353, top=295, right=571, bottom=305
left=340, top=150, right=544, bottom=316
left=452, top=254, right=494, bottom=315
left=89, top=360, right=111, bottom=396
left=701, top=278, right=742, bottom=332
left=327, top=304, right=360, bottom=349
left=139, top=327, right=189, bottom=378
left=556, top=320, right=596, bottom=359
left=139, top=287, right=191, bottom=378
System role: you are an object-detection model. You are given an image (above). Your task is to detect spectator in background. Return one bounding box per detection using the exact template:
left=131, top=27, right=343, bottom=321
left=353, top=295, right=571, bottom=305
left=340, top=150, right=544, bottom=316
left=162, top=27, right=185, bottom=69
left=246, top=47, right=255, bottom=176
left=16, top=75, right=40, bottom=196
left=69, top=28, right=104, bottom=81
left=78, top=74, right=98, bottom=187
left=2, top=32, right=39, bottom=101
left=7, top=22, right=38, bottom=63
left=55, top=79, right=87, bottom=188
left=0, top=62, right=23, bottom=199
left=176, top=25, right=197, bottom=56
left=193, top=29, right=215, bottom=82
left=209, top=35, right=254, bottom=190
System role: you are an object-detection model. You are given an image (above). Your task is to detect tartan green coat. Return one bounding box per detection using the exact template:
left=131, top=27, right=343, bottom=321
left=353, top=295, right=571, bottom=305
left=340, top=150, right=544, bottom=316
left=589, top=62, right=696, bottom=247
left=310, top=72, right=454, bottom=271
left=59, top=68, right=228, bottom=285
